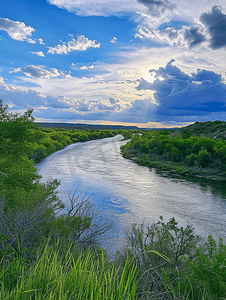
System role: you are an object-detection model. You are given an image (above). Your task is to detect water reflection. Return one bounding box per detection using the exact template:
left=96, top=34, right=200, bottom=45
left=156, top=169, right=226, bottom=198
left=36, top=135, right=226, bottom=244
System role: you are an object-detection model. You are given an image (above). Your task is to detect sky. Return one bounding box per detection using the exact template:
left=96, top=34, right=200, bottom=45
left=0, top=0, right=226, bottom=128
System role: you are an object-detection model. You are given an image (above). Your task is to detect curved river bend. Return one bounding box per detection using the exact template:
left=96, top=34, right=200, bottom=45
left=36, top=135, right=226, bottom=247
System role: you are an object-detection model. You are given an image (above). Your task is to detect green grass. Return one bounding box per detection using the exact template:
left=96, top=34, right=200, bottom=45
left=1, top=232, right=226, bottom=299
left=0, top=242, right=138, bottom=300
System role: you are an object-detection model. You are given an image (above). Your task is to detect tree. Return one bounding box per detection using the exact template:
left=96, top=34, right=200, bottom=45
left=0, top=100, right=62, bottom=211
left=0, top=101, right=112, bottom=255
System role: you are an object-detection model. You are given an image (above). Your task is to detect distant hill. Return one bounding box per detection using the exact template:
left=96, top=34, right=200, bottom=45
left=34, top=122, right=139, bottom=130
left=171, top=121, right=226, bottom=140
left=34, top=122, right=179, bottom=131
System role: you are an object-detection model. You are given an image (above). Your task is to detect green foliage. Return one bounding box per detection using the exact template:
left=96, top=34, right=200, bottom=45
left=29, top=128, right=118, bottom=161
left=0, top=243, right=138, bottom=300
left=188, top=235, right=226, bottom=298
left=198, top=149, right=211, bottom=168
left=0, top=100, right=39, bottom=190
left=118, top=129, right=134, bottom=139
left=120, top=124, right=226, bottom=180
left=167, top=235, right=226, bottom=299
left=0, top=100, right=63, bottom=212
left=174, top=120, right=226, bottom=140
left=186, top=153, right=198, bottom=166
left=126, top=216, right=200, bottom=268
left=124, top=217, right=202, bottom=299
left=43, top=215, right=91, bottom=241
left=124, top=218, right=226, bottom=300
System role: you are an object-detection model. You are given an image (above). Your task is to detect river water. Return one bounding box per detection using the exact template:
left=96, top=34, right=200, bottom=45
left=36, top=135, right=226, bottom=249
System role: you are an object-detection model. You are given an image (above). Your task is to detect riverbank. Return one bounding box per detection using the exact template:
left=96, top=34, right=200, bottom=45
left=120, top=128, right=226, bottom=182
left=130, top=154, right=226, bottom=182
left=31, top=127, right=121, bottom=162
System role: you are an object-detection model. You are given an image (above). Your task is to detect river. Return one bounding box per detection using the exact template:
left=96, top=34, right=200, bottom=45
left=36, top=135, right=226, bottom=249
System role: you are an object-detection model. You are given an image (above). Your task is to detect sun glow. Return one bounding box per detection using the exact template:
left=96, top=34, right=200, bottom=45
left=145, top=71, right=157, bottom=83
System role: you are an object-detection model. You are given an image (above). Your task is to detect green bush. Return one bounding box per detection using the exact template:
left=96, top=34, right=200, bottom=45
left=198, top=149, right=211, bottom=168
left=186, top=153, right=198, bottom=166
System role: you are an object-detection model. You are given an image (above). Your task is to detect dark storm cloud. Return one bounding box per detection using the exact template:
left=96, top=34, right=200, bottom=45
left=136, top=60, right=226, bottom=121
left=137, top=0, right=177, bottom=17
left=152, top=6, right=226, bottom=50
left=199, top=5, right=226, bottom=50
left=192, top=69, right=223, bottom=84
left=182, top=26, right=206, bottom=48
left=158, top=24, right=207, bottom=49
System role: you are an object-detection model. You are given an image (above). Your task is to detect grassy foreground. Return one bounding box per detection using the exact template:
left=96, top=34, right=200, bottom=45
left=1, top=218, right=226, bottom=300
left=0, top=242, right=138, bottom=300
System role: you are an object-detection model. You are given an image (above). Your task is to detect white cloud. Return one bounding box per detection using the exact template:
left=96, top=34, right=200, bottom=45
left=47, top=0, right=178, bottom=22
left=159, top=25, right=207, bottom=48
left=30, top=51, right=46, bottom=57
left=80, top=64, right=95, bottom=70
left=137, top=0, right=177, bottom=18
left=22, top=65, right=64, bottom=78
left=0, top=18, right=35, bottom=42
left=0, top=80, right=125, bottom=119
left=9, top=67, right=22, bottom=74
left=47, top=35, right=100, bottom=54
left=111, top=36, right=117, bottom=43
left=135, top=24, right=208, bottom=49
left=38, top=38, right=45, bottom=45
left=47, top=0, right=137, bottom=16
left=135, top=5, right=226, bottom=50
left=27, top=38, right=36, bottom=44
left=135, top=26, right=157, bottom=39
left=9, top=45, right=225, bottom=105
left=3, top=39, right=226, bottom=124
left=135, top=59, right=226, bottom=121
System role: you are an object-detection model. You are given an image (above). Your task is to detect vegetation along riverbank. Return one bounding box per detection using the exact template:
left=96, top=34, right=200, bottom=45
left=121, top=121, right=226, bottom=181
left=1, top=99, right=226, bottom=299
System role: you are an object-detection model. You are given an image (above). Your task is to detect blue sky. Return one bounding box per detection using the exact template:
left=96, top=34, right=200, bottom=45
left=0, top=0, right=226, bottom=128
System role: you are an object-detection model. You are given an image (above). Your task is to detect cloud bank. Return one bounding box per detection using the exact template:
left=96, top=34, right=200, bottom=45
left=2, top=59, right=226, bottom=124
left=136, top=5, right=226, bottom=50
left=136, top=59, right=226, bottom=121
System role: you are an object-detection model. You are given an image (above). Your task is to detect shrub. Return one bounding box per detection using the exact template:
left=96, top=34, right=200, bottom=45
left=186, top=153, right=197, bottom=167
left=198, top=149, right=211, bottom=168
left=124, top=217, right=201, bottom=299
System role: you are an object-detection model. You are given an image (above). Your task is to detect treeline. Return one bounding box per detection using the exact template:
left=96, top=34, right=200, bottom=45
left=1, top=100, right=226, bottom=299
left=121, top=129, right=226, bottom=180
left=30, top=127, right=119, bottom=162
